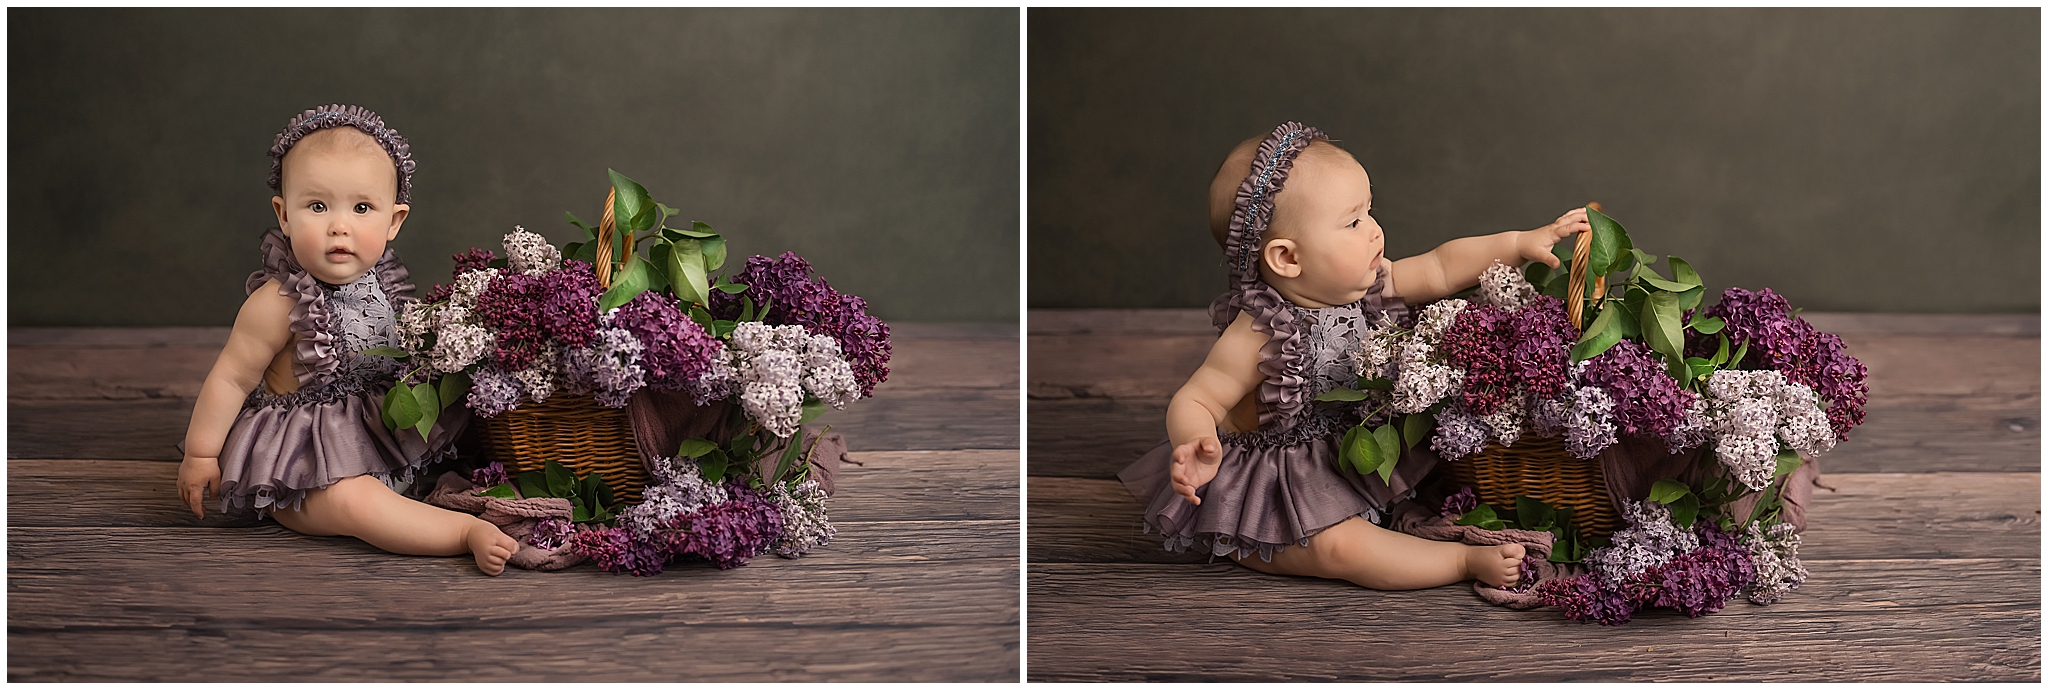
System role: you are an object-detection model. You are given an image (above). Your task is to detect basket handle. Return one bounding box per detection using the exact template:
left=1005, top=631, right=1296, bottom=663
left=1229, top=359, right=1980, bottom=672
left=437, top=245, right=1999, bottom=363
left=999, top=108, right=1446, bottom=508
left=1564, top=201, right=1608, bottom=330
left=593, top=188, right=619, bottom=289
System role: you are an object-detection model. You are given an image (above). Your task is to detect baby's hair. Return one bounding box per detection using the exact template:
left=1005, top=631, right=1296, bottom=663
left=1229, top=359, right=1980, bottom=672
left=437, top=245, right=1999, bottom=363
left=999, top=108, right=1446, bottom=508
left=268, top=104, right=416, bottom=204
left=1209, top=135, right=1354, bottom=249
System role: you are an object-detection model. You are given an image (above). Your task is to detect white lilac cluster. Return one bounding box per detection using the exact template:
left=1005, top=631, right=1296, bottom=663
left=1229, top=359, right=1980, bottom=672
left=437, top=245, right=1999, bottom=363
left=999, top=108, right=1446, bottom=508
left=1703, top=370, right=1836, bottom=491
left=1477, top=392, right=1525, bottom=447
left=619, top=456, right=730, bottom=538
left=1351, top=299, right=1469, bottom=415
left=512, top=342, right=560, bottom=404
left=503, top=226, right=562, bottom=276
left=1741, top=521, right=1809, bottom=605
left=1430, top=404, right=1493, bottom=460
left=722, top=322, right=863, bottom=438
left=396, top=267, right=500, bottom=374
left=1584, top=500, right=1701, bottom=587
left=1476, top=260, right=1537, bottom=311
left=768, top=478, right=836, bottom=558
left=562, top=314, right=647, bottom=407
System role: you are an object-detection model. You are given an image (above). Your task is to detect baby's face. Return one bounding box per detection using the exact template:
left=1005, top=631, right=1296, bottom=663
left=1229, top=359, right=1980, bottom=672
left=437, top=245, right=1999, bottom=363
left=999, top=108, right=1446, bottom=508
left=272, top=129, right=409, bottom=285
left=1267, top=149, right=1385, bottom=307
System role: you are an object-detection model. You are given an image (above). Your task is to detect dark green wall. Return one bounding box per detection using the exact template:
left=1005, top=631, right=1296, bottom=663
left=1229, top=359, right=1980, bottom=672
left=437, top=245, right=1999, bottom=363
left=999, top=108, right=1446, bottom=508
left=1030, top=8, right=2039, bottom=313
left=11, top=8, right=1018, bottom=326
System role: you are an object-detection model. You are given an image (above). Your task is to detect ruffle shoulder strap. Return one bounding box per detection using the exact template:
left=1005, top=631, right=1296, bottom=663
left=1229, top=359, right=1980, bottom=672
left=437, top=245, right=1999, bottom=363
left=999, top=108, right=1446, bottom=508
left=243, top=228, right=340, bottom=388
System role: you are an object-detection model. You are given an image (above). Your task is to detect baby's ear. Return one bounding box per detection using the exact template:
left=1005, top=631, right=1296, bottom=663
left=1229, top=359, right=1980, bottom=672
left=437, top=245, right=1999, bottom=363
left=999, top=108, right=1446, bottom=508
left=387, top=203, right=410, bottom=241
left=1262, top=239, right=1302, bottom=278
left=271, top=196, right=288, bottom=228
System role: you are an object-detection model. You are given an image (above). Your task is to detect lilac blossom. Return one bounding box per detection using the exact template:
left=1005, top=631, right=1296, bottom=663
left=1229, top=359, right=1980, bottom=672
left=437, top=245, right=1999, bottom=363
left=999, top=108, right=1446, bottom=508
left=570, top=525, right=669, bottom=576
left=1509, top=296, right=1574, bottom=400
left=1439, top=486, right=1478, bottom=518
left=466, top=365, right=525, bottom=418
left=538, top=260, right=602, bottom=349
left=510, top=343, right=560, bottom=404
left=1581, top=339, right=1696, bottom=439
left=769, top=479, right=836, bottom=558
left=1743, top=522, right=1809, bottom=605
left=1560, top=385, right=1620, bottom=459
left=469, top=461, right=510, bottom=490
left=611, top=291, right=722, bottom=393
left=656, top=484, right=785, bottom=570
left=1698, top=287, right=1868, bottom=439
left=1431, top=404, right=1493, bottom=461
left=503, top=226, right=562, bottom=276
left=618, top=457, right=728, bottom=538
left=1537, top=574, right=1638, bottom=626
left=1638, top=524, right=1755, bottom=618
left=715, top=253, right=891, bottom=397
left=562, top=317, right=647, bottom=408
left=1584, top=500, right=1699, bottom=587
left=1476, top=260, right=1536, bottom=311
left=527, top=516, right=576, bottom=551
left=1440, top=303, right=1517, bottom=415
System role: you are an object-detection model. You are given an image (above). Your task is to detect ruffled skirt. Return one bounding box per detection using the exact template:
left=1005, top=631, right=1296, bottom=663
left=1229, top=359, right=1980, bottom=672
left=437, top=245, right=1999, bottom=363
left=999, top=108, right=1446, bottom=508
left=1117, top=430, right=1439, bottom=561
left=217, top=383, right=469, bottom=518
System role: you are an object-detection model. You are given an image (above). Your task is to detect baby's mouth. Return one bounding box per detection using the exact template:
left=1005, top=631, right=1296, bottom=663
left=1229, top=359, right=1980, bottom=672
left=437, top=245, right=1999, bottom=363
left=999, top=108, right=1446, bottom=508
left=325, top=247, right=356, bottom=262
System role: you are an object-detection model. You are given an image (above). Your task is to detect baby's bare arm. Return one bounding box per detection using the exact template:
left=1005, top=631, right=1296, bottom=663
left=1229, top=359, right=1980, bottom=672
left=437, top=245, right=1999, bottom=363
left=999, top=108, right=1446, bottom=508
left=1389, top=208, right=1589, bottom=303
left=177, top=279, right=293, bottom=517
left=1167, top=312, right=1266, bottom=449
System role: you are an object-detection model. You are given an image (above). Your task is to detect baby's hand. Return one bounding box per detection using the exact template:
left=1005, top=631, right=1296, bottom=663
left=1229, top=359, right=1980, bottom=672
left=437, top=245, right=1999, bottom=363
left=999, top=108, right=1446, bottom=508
left=1518, top=207, right=1591, bottom=269
left=1169, top=437, right=1224, bottom=506
left=177, top=454, right=222, bottom=519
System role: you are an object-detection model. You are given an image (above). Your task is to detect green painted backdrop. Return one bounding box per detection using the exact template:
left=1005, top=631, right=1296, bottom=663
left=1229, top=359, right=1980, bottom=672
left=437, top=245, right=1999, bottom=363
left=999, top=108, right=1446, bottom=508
left=1030, top=8, right=2039, bottom=313
left=11, top=8, right=1019, bottom=326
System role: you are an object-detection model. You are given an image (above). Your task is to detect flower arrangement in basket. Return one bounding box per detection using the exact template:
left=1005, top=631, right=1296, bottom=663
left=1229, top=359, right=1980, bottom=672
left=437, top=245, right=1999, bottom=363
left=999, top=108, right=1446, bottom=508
left=1327, top=204, right=1868, bottom=623
left=369, top=170, right=889, bottom=575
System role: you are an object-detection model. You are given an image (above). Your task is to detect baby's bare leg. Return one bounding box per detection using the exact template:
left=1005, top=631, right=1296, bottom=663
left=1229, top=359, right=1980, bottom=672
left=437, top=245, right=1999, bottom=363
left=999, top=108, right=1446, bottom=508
left=1235, top=516, right=1525, bottom=590
left=271, top=475, right=519, bottom=575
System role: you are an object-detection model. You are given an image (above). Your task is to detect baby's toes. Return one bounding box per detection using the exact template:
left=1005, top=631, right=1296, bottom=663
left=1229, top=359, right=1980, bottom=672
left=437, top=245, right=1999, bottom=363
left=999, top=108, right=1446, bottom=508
left=1499, top=543, right=1526, bottom=561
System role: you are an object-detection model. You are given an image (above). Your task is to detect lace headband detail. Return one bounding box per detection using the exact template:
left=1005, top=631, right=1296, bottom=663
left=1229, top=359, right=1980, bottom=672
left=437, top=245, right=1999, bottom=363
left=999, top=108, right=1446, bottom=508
left=1224, top=122, right=1329, bottom=286
left=267, top=104, right=417, bottom=204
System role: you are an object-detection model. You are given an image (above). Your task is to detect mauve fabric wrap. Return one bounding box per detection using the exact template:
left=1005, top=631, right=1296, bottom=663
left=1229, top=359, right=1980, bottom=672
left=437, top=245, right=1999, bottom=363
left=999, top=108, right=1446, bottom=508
left=625, top=388, right=846, bottom=496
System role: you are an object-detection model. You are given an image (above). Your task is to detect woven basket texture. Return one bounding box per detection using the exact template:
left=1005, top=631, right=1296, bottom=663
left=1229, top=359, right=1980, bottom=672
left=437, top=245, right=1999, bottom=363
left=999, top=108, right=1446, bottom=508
left=1444, top=433, right=1622, bottom=537
left=478, top=394, right=649, bottom=504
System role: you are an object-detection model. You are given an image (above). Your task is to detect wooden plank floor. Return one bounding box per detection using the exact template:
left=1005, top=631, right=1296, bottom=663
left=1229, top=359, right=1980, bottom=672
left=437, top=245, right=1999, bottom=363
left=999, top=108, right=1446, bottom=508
left=1025, top=309, right=2040, bottom=682
left=6, top=324, right=1020, bottom=682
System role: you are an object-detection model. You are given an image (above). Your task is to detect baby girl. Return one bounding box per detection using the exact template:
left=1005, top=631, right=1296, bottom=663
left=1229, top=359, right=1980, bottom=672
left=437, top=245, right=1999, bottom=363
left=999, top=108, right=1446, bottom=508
left=1119, top=122, right=1588, bottom=590
left=176, top=105, right=520, bottom=575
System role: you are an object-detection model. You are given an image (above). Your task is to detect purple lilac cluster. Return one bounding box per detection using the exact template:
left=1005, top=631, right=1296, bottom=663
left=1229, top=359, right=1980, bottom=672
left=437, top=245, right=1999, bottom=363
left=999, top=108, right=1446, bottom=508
left=1508, top=296, right=1574, bottom=400
left=1438, top=304, right=1517, bottom=415
left=1430, top=404, right=1493, bottom=460
left=1439, top=486, right=1478, bottom=518
left=569, top=525, right=669, bottom=576
left=561, top=320, right=648, bottom=408
left=1697, top=288, right=1869, bottom=439
left=472, top=271, right=550, bottom=372
left=1492, top=553, right=1542, bottom=594
left=1536, top=573, right=1637, bottom=625
left=527, top=516, right=576, bottom=551
left=571, top=461, right=818, bottom=576
left=1536, top=504, right=1760, bottom=625
left=466, top=366, right=525, bottom=418
left=469, top=461, right=510, bottom=489
left=612, top=291, right=721, bottom=392
left=538, top=260, right=602, bottom=349
left=1579, top=340, right=1696, bottom=439
left=1637, top=524, right=1755, bottom=618
left=714, top=253, right=892, bottom=397
left=422, top=248, right=499, bottom=304
left=657, top=485, right=785, bottom=570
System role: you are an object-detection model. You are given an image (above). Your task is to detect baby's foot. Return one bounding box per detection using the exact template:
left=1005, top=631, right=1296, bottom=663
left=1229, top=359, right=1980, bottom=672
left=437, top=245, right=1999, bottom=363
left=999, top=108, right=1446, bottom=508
left=1466, top=543, right=1526, bottom=588
left=466, top=520, right=519, bottom=576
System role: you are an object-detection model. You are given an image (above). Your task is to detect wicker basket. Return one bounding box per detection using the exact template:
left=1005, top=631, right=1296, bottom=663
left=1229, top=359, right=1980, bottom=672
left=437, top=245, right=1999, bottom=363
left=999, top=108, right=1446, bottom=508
left=474, top=188, right=651, bottom=503
left=478, top=394, right=650, bottom=504
left=1445, top=202, right=1625, bottom=537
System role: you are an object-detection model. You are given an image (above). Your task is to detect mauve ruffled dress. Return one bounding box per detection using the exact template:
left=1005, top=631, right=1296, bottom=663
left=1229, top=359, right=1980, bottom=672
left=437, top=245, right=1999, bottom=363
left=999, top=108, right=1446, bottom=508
left=215, top=228, right=469, bottom=517
left=1117, top=258, right=1441, bottom=561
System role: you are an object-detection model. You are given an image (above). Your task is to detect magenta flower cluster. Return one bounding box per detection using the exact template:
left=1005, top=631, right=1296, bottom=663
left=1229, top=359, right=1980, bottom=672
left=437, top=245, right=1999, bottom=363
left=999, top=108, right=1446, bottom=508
left=715, top=253, right=892, bottom=397
left=469, top=461, right=510, bottom=489
left=570, top=480, right=787, bottom=575
left=570, top=525, right=670, bottom=577
left=1439, top=297, right=1574, bottom=416
left=1579, top=340, right=1697, bottom=439
left=1536, top=523, right=1756, bottom=625
left=1439, top=486, right=1478, bottom=518
left=611, top=291, right=721, bottom=392
left=1696, top=288, right=1869, bottom=439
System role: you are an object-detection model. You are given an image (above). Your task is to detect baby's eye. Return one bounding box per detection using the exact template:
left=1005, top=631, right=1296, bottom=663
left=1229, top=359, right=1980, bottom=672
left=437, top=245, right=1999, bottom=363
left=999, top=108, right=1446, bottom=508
left=354, top=203, right=371, bottom=214
left=1347, top=219, right=1361, bottom=229
left=309, top=202, right=326, bottom=213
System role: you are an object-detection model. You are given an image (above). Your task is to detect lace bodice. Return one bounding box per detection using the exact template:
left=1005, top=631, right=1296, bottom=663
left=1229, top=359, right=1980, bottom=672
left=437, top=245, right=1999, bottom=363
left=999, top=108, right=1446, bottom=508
left=324, top=270, right=402, bottom=378
left=1299, top=303, right=1368, bottom=401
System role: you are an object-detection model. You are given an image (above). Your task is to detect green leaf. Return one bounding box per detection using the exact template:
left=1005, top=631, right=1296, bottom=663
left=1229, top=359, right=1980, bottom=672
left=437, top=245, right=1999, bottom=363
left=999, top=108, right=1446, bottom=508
left=712, top=320, right=736, bottom=339
left=607, top=169, right=657, bottom=233
left=591, top=473, right=616, bottom=509
left=1400, top=413, right=1435, bottom=450
left=597, top=256, right=656, bottom=312
left=1641, top=290, right=1686, bottom=379
left=1371, top=425, right=1401, bottom=483
left=1630, top=249, right=1658, bottom=273
left=1454, top=504, right=1498, bottom=527
left=701, top=455, right=728, bottom=485
left=1571, top=303, right=1624, bottom=362
left=436, top=370, right=471, bottom=413
left=1711, top=332, right=1731, bottom=366
left=566, top=211, right=597, bottom=240
left=799, top=399, right=829, bottom=425
left=1341, top=425, right=1378, bottom=477
left=572, top=503, right=591, bottom=523
left=757, top=293, right=775, bottom=322
left=1668, top=256, right=1703, bottom=287
left=714, top=282, right=750, bottom=294
left=477, top=483, right=517, bottom=499
left=386, top=383, right=423, bottom=434
left=516, top=471, right=547, bottom=500
left=1515, top=496, right=1556, bottom=531
left=1671, top=493, right=1700, bottom=529
left=1676, top=284, right=1706, bottom=312
left=655, top=202, right=679, bottom=218
left=1730, top=337, right=1752, bottom=368
left=1549, top=239, right=1576, bottom=276
left=1648, top=479, right=1692, bottom=503
left=772, top=428, right=807, bottom=484
left=1774, top=448, right=1803, bottom=478
left=1586, top=206, right=1627, bottom=276
left=572, top=239, right=599, bottom=263
left=1640, top=274, right=1694, bottom=292
left=1524, top=261, right=1553, bottom=290
left=667, top=238, right=709, bottom=306
left=1313, top=387, right=1370, bottom=402
left=563, top=241, right=584, bottom=262
left=740, top=295, right=756, bottom=322
left=410, top=381, right=439, bottom=442
left=676, top=439, right=719, bottom=458
left=701, top=236, right=727, bottom=272
left=358, top=346, right=410, bottom=359
left=379, top=384, right=400, bottom=431
left=543, top=459, right=575, bottom=498
left=1689, top=315, right=1725, bottom=335
left=682, top=221, right=718, bottom=238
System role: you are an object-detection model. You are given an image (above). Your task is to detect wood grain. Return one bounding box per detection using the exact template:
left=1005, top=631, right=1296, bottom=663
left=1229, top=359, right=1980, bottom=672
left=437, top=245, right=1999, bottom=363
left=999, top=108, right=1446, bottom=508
left=8, top=623, right=1019, bottom=682
left=1027, top=309, right=2040, bottom=337
left=8, top=450, right=1019, bottom=528
left=1027, top=473, right=2041, bottom=564
left=1026, top=559, right=2039, bottom=682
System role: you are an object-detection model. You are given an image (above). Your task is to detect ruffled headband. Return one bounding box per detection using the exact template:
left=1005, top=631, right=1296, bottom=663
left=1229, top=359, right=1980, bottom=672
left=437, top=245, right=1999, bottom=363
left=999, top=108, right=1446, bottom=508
left=1223, top=121, right=1329, bottom=287
left=267, top=104, right=417, bottom=204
